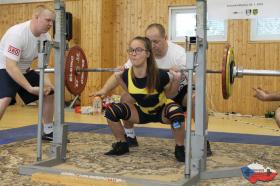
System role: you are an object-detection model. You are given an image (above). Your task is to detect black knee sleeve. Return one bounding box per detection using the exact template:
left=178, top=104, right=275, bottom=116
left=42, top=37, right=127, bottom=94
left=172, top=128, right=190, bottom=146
left=164, top=102, right=185, bottom=127
left=104, top=103, right=131, bottom=122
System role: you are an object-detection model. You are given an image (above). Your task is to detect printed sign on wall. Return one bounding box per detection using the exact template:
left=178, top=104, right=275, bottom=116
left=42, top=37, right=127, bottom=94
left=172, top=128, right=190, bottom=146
left=208, top=0, right=280, bottom=20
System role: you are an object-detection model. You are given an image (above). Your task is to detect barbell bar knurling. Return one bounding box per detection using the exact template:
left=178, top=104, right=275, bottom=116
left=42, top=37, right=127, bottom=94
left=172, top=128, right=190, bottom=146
left=76, top=68, right=121, bottom=72
left=35, top=67, right=223, bottom=73
left=34, top=68, right=55, bottom=73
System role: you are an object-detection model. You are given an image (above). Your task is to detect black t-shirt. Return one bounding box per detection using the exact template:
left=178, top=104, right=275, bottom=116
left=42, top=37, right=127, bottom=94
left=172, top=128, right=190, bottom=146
left=122, top=68, right=170, bottom=108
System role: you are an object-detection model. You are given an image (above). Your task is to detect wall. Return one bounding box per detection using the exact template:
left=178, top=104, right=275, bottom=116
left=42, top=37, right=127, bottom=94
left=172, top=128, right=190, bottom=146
left=0, top=0, right=279, bottom=115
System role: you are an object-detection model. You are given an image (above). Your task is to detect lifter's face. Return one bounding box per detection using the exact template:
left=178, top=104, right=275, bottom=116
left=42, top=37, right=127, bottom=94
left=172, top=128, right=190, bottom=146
left=145, top=27, right=167, bottom=58
left=128, top=40, right=149, bottom=67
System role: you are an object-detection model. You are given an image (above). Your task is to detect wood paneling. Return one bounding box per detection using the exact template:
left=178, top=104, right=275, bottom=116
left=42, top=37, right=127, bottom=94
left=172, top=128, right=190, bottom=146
left=101, top=0, right=114, bottom=94
left=79, top=0, right=102, bottom=105
left=1, top=0, right=280, bottom=115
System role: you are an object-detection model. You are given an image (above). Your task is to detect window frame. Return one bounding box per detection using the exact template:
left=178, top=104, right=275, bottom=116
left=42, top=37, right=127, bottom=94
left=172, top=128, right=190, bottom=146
left=168, top=6, right=196, bottom=42
left=250, top=18, right=280, bottom=41
left=207, top=19, right=228, bottom=42
left=168, top=6, right=228, bottom=42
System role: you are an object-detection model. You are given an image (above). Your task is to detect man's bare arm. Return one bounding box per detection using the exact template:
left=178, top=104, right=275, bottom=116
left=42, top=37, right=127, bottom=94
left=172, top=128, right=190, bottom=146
left=6, top=58, right=36, bottom=94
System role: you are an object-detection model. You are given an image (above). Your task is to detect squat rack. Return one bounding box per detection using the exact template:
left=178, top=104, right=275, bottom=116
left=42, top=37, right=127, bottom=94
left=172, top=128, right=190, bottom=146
left=19, top=1, right=242, bottom=185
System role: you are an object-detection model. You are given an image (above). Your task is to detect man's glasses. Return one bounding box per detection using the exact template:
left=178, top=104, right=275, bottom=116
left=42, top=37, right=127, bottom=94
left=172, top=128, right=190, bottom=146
left=127, top=47, right=147, bottom=55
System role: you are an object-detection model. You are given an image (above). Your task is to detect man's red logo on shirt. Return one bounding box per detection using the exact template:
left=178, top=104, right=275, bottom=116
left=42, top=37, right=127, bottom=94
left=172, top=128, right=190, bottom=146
left=8, top=45, right=20, bottom=56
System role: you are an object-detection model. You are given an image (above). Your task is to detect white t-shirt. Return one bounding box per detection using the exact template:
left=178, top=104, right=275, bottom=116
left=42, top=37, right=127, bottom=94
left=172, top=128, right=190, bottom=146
left=125, top=41, right=188, bottom=90
left=0, top=20, right=51, bottom=73
left=125, top=41, right=186, bottom=69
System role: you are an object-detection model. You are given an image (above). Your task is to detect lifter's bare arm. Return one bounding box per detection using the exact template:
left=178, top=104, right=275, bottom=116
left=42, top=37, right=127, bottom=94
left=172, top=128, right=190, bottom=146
left=113, top=69, right=128, bottom=92
left=164, top=70, right=181, bottom=98
left=6, top=58, right=52, bottom=96
left=89, top=66, right=125, bottom=97
left=89, top=74, right=119, bottom=97
left=253, top=87, right=280, bottom=101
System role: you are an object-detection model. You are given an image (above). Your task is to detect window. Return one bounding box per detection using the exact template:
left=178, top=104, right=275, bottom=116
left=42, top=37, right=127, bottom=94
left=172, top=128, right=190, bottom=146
left=169, top=6, right=227, bottom=42
left=207, top=19, right=227, bottom=41
left=251, top=18, right=280, bottom=41
left=169, top=6, right=196, bottom=42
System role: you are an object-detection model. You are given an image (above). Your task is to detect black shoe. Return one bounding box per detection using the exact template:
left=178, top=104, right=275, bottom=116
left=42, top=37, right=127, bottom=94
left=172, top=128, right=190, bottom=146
left=207, top=140, right=213, bottom=157
left=126, top=135, right=138, bottom=147
left=42, top=132, right=70, bottom=143
left=112, top=135, right=138, bottom=148
left=42, top=132, right=53, bottom=141
left=105, top=141, right=129, bottom=156
left=175, top=145, right=185, bottom=162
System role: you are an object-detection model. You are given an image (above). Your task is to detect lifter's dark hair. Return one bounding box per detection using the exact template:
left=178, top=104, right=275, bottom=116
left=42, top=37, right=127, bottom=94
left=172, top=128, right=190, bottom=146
left=129, top=36, right=159, bottom=94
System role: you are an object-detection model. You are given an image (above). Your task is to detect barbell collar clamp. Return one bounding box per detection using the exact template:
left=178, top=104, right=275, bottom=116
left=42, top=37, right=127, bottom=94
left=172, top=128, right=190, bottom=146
left=234, top=67, right=244, bottom=78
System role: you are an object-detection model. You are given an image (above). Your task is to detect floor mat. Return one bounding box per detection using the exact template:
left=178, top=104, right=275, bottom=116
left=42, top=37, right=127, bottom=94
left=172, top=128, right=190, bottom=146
left=0, top=122, right=279, bottom=146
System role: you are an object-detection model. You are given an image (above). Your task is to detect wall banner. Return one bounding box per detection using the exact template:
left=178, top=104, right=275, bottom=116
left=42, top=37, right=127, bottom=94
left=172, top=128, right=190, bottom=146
left=208, top=0, right=280, bottom=20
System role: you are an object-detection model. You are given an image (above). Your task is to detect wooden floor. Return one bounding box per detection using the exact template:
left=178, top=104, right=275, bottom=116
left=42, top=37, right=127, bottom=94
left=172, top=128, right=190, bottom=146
left=0, top=105, right=279, bottom=136
left=0, top=105, right=279, bottom=186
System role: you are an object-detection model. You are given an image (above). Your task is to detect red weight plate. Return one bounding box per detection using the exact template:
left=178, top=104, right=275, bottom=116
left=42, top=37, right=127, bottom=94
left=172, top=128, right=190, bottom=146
left=65, top=46, right=88, bottom=95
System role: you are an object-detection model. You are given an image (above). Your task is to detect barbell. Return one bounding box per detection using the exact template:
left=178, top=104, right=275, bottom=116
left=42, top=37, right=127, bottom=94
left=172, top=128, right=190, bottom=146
left=35, top=45, right=280, bottom=99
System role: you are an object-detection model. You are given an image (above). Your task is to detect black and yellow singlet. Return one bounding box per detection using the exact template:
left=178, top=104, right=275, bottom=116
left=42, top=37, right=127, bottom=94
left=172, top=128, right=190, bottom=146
left=122, top=68, right=172, bottom=114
